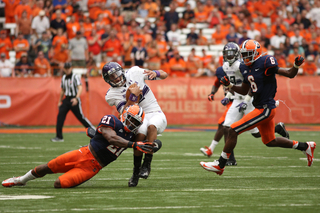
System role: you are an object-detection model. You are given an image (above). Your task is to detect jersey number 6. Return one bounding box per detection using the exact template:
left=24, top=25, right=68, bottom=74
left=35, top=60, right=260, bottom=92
left=248, top=75, right=258, bottom=92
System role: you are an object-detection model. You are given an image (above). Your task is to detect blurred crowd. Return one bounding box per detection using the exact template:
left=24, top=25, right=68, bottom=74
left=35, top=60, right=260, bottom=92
left=0, top=0, right=319, bottom=78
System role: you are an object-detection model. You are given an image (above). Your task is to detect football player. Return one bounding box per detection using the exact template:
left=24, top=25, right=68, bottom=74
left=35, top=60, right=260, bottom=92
left=2, top=105, right=157, bottom=188
left=103, top=62, right=168, bottom=187
left=200, top=42, right=289, bottom=165
left=200, top=39, right=316, bottom=175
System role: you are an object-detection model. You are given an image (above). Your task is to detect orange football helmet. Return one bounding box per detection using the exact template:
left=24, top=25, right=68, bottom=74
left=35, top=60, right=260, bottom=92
left=121, top=105, right=145, bottom=133
left=240, top=40, right=262, bottom=66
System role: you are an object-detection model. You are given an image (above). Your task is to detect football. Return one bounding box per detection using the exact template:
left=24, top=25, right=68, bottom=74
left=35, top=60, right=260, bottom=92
left=125, top=84, right=141, bottom=103
left=152, top=139, right=162, bottom=153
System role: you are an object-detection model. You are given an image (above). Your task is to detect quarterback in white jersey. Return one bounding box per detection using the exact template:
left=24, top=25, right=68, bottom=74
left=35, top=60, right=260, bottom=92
left=102, top=62, right=168, bottom=187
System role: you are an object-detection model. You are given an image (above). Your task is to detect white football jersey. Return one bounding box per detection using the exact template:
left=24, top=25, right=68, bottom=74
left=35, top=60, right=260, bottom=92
left=105, top=66, right=162, bottom=113
left=222, top=60, right=245, bottom=99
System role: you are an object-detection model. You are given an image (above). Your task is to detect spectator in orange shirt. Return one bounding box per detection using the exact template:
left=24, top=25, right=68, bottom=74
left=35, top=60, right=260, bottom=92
left=102, top=29, right=122, bottom=59
left=13, top=32, right=30, bottom=61
left=273, top=50, right=287, bottom=68
left=98, top=5, right=114, bottom=25
left=271, top=17, right=287, bottom=35
left=204, top=55, right=217, bottom=76
left=123, top=34, right=136, bottom=68
left=87, top=0, right=104, bottom=21
left=187, top=48, right=203, bottom=77
left=168, top=49, right=188, bottom=77
left=117, top=25, right=130, bottom=43
left=32, top=0, right=45, bottom=18
left=155, top=32, right=167, bottom=57
left=147, top=40, right=161, bottom=70
left=287, top=46, right=302, bottom=67
left=254, top=15, right=268, bottom=32
left=211, top=25, right=227, bottom=45
left=254, top=0, right=274, bottom=18
left=111, top=8, right=124, bottom=33
left=0, top=30, right=12, bottom=59
left=3, top=0, right=20, bottom=23
left=200, top=48, right=212, bottom=69
left=34, top=50, right=51, bottom=77
left=197, top=29, right=208, bottom=46
left=195, top=3, right=208, bottom=23
left=143, top=0, right=160, bottom=18
left=203, top=0, right=214, bottom=17
left=82, top=16, right=93, bottom=38
left=51, top=44, right=69, bottom=76
left=302, top=55, right=318, bottom=76
left=66, top=16, right=81, bottom=39
left=14, top=0, right=32, bottom=22
left=207, top=8, right=222, bottom=28
left=52, top=28, right=68, bottom=54
left=87, top=28, right=102, bottom=65
left=17, top=11, right=32, bottom=43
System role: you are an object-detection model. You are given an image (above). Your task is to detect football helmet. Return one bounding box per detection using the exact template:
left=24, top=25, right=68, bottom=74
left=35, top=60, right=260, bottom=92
left=102, top=62, right=126, bottom=87
left=222, top=42, right=240, bottom=65
left=121, top=105, right=145, bottom=133
left=240, top=39, right=262, bottom=66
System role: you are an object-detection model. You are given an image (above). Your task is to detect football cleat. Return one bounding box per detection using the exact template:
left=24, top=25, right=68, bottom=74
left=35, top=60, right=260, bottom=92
left=226, top=160, right=237, bottom=166
left=303, top=142, right=316, bottom=167
left=2, top=177, right=26, bottom=187
left=200, top=146, right=213, bottom=157
left=139, top=164, right=151, bottom=179
left=200, top=160, right=224, bottom=175
left=50, top=137, right=64, bottom=142
left=275, top=122, right=290, bottom=139
left=128, top=168, right=140, bottom=187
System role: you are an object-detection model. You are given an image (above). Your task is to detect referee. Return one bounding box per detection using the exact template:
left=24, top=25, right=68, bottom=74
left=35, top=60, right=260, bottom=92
left=51, top=62, right=94, bottom=142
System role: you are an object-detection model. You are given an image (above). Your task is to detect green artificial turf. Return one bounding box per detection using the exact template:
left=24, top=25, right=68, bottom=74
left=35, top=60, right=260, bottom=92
left=0, top=130, right=319, bottom=213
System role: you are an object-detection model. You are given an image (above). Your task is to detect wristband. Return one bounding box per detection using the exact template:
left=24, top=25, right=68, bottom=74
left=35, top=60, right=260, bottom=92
left=127, top=141, right=134, bottom=148
left=226, top=83, right=234, bottom=89
left=153, top=70, right=160, bottom=77
left=293, top=63, right=299, bottom=69
left=244, top=94, right=252, bottom=102
left=129, top=94, right=138, bottom=102
left=225, top=92, right=233, bottom=99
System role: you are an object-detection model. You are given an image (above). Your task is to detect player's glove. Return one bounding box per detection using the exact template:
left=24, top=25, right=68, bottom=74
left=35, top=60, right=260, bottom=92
left=152, top=139, right=162, bottom=153
left=208, top=92, right=214, bottom=101
left=220, top=76, right=230, bottom=86
left=236, top=102, right=248, bottom=112
left=221, top=97, right=230, bottom=106
left=86, top=127, right=96, bottom=138
left=294, top=55, right=305, bottom=68
left=128, top=141, right=154, bottom=154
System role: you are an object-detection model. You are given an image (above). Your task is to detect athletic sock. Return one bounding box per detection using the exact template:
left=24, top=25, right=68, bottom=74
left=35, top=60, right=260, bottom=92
left=133, top=155, right=143, bottom=173
left=19, top=170, right=37, bottom=184
left=209, top=140, right=219, bottom=151
left=229, top=151, right=236, bottom=161
left=218, top=151, right=230, bottom=168
left=292, top=141, right=308, bottom=151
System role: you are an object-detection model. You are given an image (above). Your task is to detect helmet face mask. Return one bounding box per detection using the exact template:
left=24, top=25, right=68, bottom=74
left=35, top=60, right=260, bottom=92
left=223, top=42, right=240, bottom=65
left=102, top=62, right=126, bottom=87
left=120, top=105, right=145, bottom=133
left=240, top=40, right=262, bottom=66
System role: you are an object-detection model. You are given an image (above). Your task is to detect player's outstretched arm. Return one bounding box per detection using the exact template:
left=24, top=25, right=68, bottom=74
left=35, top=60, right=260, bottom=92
left=100, top=126, right=154, bottom=154
left=144, top=69, right=168, bottom=80
left=277, top=56, right=305, bottom=78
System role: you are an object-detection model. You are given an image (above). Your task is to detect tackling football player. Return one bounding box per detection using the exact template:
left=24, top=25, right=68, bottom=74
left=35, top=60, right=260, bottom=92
left=200, top=40, right=316, bottom=175
left=103, top=62, right=168, bottom=187
left=2, top=105, right=158, bottom=188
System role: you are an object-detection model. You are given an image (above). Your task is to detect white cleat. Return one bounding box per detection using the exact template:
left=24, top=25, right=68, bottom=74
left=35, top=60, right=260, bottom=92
left=2, top=177, right=26, bottom=187
left=303, top=142, right=316, bottom=167
left=200, top=146, right=213, bottom=157
left=200, top=160, right=224, bottom=175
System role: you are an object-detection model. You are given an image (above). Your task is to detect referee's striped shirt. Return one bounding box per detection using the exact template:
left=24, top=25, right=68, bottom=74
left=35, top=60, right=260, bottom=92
left=61, top=72, right=81, bottom=97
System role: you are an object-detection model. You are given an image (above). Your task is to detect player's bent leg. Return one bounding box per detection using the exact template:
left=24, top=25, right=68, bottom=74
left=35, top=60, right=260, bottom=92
left=275, top=122, right=290, bottom=139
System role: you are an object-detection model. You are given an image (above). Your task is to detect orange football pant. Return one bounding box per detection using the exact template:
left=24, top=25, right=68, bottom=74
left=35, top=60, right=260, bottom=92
left=47, top=146, right=102, bottom=188
left=231, top=108, right=276, bottom=144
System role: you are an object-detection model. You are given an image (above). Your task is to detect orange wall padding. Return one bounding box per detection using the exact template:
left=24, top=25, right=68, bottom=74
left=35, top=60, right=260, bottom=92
left=0, top=76, right=319, bottom=126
